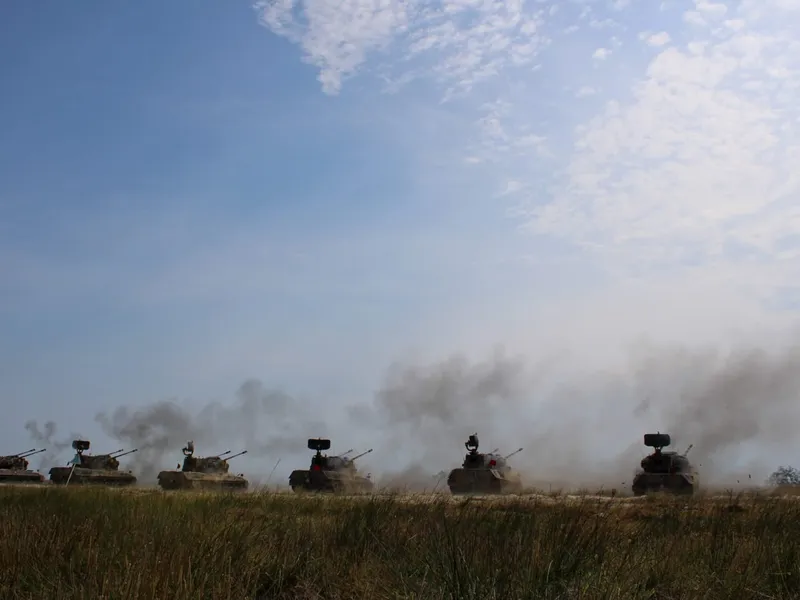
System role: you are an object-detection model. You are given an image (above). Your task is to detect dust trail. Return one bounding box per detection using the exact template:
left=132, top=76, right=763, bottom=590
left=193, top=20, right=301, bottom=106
left=356, top=339, right=800, bottom=490
left=94, top=379, right=328, bottom=483
left=628, top=341, right=800, bottom=484
left=24, top=339, right=800, bottom=490
left=23, top=420, right=85, bottom=470
left=350, top=348, right=565, bottom=489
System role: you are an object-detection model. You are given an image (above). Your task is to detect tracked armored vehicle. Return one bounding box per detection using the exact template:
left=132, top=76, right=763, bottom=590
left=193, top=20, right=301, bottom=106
left=49, top=440, right=138, bottom=486
left=631, top=433, right=698, bottom=496
left=0, top=448, right=47, bottom=484
left=289, top=438, right=374, bottom=493
left=157, top=441, right=248, bottom=491
left=447, top=433, right=524, bottom=495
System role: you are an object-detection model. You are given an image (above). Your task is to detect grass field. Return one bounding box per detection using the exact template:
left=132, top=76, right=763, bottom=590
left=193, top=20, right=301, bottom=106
left=2, top=486, right=800, bottom=599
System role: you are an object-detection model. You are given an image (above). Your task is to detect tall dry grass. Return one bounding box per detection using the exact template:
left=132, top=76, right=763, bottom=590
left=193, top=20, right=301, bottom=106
left=1, top=485, right=799, bottom=599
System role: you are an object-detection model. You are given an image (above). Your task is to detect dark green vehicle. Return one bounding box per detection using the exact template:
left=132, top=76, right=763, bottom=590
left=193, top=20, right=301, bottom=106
left=157, top=441, right=249, bottom=491
left=49, top=439, right=138, bottom=486
left=289, top=438, right=374, bottom=494
left=446, top=433, right=524, bottom=495
left=631, top=433, right=698, bottom=496
left=0, top=448, right=47, bottom=484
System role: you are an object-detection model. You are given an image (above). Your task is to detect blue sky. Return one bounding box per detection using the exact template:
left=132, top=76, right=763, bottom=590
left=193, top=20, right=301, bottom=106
left=3, top=0, right=800, bottom=487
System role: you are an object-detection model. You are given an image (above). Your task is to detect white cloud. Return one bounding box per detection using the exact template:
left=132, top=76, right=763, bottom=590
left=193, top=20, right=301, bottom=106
left=252, top=0, right=800, bottom=362
left=520, top=3, right=800, bottom=282
left=643, top=31, right=671, bottom=46
left=254, top=0, right=550, bottom=96
left=694, top=0, right=728, bottom=19
left=683, top=10, right=707, bottom=26
left=254, top=0, right=800, bottom=309
left=495, top=179, right=525, bottom=197
left=592, top=47, right=611, bottom=59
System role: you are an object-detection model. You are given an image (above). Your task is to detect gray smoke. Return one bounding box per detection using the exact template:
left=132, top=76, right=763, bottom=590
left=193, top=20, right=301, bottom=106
left=24, top=339, right=800, bottom=491
left=354, top=340, right=800, bottom=490
left=94, top=379, right=327, bottom=482
left=628, top=341, right=800, bottom=483
left=350, top=348, right=567, bottom=489
left=23, top=420, right=85, bottom=470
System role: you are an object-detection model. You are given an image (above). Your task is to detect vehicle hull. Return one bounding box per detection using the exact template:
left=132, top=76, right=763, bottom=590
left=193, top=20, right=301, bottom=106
left=48, top=466, right=137, bottom=486
left=631, top=472, right=698, bottom=496
left=156, top=470, right=249, bottom=491
left=289, top=469, right=374, bottom=494
left=0, top=469, right=45, bottom=484
left=446, top=468, right=523, bottom=495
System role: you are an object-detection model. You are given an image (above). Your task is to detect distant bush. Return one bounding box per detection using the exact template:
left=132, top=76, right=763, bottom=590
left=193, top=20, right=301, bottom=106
left=767, top=465, right=800, bottom=486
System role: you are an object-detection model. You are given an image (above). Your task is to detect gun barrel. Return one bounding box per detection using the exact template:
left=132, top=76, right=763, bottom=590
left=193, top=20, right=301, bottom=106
left=351, top=448, right=373, bottom=461
left=504, top=447, right=523, bottom=459
left=490, top=448, right=500, bottom=454
left=336, top=449, right=355, bottom=458
left=224, top=450, right=248, bottom=461
left=107, top=449, right=125, bottom=456
left=15, top=448, right=38, bottom=457
left=114, top=448, right=139, bottom=459
left=21, top=448, right=47, bottom=458
left=212, top=450, right=232, bottom=459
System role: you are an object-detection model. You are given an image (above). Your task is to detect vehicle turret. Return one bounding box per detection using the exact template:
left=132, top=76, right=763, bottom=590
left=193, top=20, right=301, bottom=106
left=156, top=441, right=249, bottom=490
left=48, top=439, right=138, bottom=486
left=179, top=441, right=248, bottom=474
left=447, top=432, right=525, bottom=495
left=69, top=440, right=139, bottom=471
left=0, top=448, right=46, bottom=471
left=289, top=438, right=374, bottom=494
left=631, top=432, right=699, bottom=496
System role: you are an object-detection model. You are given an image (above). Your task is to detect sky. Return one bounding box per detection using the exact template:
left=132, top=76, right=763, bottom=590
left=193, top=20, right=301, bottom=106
left=3, top=0, right=800, bottom=489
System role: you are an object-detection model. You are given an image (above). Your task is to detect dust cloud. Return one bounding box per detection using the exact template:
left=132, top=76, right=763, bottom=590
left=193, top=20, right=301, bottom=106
left=93, top=379, right=327, bottom=483
left=23, top=420, right=85, bottom=471
left=23, top=339, right=800, bottom=490
left=355, top=340, right=800, bottom=491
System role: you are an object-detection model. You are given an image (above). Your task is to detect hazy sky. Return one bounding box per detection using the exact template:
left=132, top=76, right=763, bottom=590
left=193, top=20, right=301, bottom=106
left=3, top=0, right=800, bottom=487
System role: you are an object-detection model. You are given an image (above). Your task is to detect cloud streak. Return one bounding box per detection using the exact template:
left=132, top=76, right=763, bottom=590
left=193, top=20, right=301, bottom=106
left=254, top=0, right=549, bottom=97
left=254, top=0, right=800, bottom=306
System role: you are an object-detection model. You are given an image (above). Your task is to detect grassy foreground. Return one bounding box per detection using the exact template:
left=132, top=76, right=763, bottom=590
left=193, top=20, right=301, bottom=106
left=1, top=487, right=800, bottom=599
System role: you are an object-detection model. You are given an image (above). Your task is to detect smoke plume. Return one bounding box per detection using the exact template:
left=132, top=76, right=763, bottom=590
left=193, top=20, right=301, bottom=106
left=354, top=340, right=800, bottom=490
left=23, top=420, right=85, bottom=470
left=24, top=338, right=800, bottom=491
left=93, top=379, right=327, bottom=483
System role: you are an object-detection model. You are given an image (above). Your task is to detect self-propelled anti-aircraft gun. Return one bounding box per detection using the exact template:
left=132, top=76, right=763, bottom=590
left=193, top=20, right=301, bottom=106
left=0, top=448, right=47, bottom=484
left=156, top=441, right=249, bottom=491
left=49, top=440, right=138, bottom=486
left=289, top=438, right=374, bottom=493
left=631, top=433, right=699, bottom=496
left=446, top=433, right=524, bottom=495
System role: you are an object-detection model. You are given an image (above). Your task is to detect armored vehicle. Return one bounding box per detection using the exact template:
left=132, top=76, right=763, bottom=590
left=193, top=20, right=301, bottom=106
left=447, top=433, right=524, bottom=495
left=49, top=440, right=138, bottom=486
left=157, top=441, right=248, bottom=491
left=289, top=438, right=374, bottom=493
left=631, top=433, right=698, bottom=496
left=0, top=448, right=47, bottom=484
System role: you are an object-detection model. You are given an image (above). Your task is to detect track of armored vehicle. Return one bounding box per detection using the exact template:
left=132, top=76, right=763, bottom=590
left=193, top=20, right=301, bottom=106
left=289, top=438, right=374, bottom=494
left=446, top=433, right=524, bottom=495
left=49, top=440, right=138, bottom=486
left=631, top=433, right=699, bottom=496
left=0, top=448, right=47, bottom=484
left=157, top=441, right=249, bottom=491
